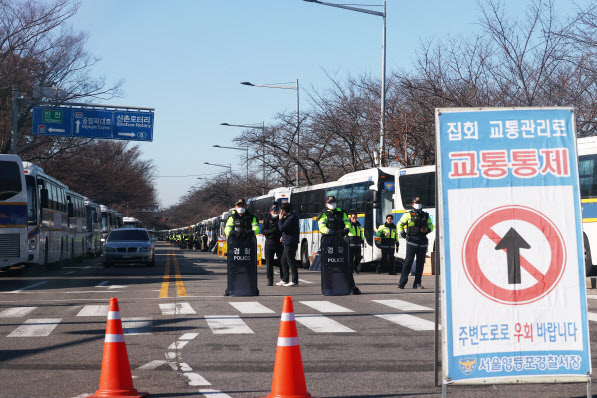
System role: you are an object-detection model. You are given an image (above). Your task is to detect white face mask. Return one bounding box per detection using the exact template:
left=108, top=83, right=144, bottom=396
left=327, top=203, right=337, bottom=210
left=271, top=213, right=279, bottom=218
left=413, top=203, right=422, bottom=210
left=236, top=207, right=246, bottom=214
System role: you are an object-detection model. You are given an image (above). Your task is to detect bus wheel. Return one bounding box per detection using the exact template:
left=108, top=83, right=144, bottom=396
left=301, top=242, right=310, bottom=270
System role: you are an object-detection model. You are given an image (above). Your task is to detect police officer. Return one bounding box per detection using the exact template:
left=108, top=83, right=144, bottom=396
left=224, top=199, right=260, bottom=296
left=318, top=196, right=361, bottom=295
left=225, top=199, right=260, bottom=239
left=202, top=232, right=208, bottom=252
left=398, top=196, right=434, bottom=289
left=376, top=214, right=400, bottom=274
left=348, top=212, right=364, bottom=274
left=262, top=205, right=283, bottom=286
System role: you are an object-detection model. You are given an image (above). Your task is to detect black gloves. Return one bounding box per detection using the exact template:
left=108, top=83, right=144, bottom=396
left=343, top=228, right=350, bottom=237
left=395, top=242, right=400, bottom=252
left=400, top=231, right=407, bottom=239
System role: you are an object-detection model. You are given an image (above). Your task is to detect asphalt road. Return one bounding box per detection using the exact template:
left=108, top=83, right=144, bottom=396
left=0, top=242, right=595, bottom=398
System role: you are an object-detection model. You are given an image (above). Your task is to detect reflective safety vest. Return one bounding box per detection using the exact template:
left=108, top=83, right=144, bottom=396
left=398, top=210, right=434, bottom=237
left=376, top=223, right=399, bottom=246
left=318, top=208, right=349, bottom=235
left=225, top=210, right=260, bottom=237
left=348, top=221, right=364, bottom=246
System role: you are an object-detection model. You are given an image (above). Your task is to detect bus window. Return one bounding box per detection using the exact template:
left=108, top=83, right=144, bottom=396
left=579, top=154, right=597, bottom=199
left=0, top=160, right=22, bottom=201
left=25, top=176, right=37, bottom=225
left=398, top=172, right=436, bottom=209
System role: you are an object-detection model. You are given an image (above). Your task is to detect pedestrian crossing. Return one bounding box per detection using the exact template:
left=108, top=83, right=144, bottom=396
left=0, top=299, right=442, bottom=338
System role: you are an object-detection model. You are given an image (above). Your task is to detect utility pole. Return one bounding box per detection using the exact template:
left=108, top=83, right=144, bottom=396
left=11, top=88, right=19, bottom=154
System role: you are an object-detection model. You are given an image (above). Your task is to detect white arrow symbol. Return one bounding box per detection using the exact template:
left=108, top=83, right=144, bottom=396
left=75, top=120, right=80, bottom=134
left=118, top=132, right=135, bottom=137
left=48, top=128, right=65, bottom=133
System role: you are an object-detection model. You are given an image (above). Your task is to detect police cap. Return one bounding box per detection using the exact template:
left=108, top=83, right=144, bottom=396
left=235, top=198, right=247, bottom=206
left=270, top=205, right=279, bottom=212
left=412, top=196, right=422, bottom=203
left=325, top=196, right=337, bottom=204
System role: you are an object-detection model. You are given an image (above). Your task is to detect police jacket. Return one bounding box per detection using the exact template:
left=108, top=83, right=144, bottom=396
left=278, top=210, right=300, bottom=246
left=398, top=209, right=434, bottom=245
left=317, top=208, right=349, bottom=235
left=348, top=220, right=364, bottom=246
left=225, top=210, right=260, bottom=237
left=377, top=222, right=399, bottom=248
left=262, top=215, right=282, bottom=245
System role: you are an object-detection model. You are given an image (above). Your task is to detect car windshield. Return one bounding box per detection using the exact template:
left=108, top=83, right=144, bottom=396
left=108, top=229, right=149, bottom=242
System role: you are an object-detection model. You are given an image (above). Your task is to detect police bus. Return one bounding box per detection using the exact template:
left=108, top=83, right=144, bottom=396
left=84, top=198, right=103, bottom=256
left=577, top=136, right=597, bottom=276
left=0, top=155, right=28, bottom=269
left=23, top=162, right=71, bottom=267
left=66, top=189, right=87, bottom=262
left=290, top=168, right=397, bottom=269
left=100, top=205, right=118, bottom=242
left=123, top=217, right=143, bottom=229
left=393, top=165, right=437, bottom=270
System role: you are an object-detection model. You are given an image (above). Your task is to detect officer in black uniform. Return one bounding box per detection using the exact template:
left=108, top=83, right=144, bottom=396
left=348, top=212, right=364, bottom=274
left=262, top=205, right=283, bottom=286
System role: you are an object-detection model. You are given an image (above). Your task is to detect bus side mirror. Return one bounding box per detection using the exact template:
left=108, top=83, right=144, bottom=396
left=40, top=189, right=49, bottom=209
left=68, top=203, right=74, bottom=217
left=372, top=191, right=380, bottom=208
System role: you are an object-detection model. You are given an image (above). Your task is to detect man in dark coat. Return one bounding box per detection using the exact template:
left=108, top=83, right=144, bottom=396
left=262, top=205, right=283, bottom=286
left=278, top=202, right=300, bottom=287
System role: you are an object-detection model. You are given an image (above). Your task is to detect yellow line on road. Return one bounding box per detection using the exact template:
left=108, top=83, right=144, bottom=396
left=159, top=252, right=171, bottom=298
left=172, top=254, right=187, bottom=297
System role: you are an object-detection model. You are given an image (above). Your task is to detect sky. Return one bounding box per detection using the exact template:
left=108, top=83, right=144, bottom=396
left=67, top=0, right=583, bottom=208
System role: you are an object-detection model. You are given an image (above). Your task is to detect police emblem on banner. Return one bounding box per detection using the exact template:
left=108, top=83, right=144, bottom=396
left=458, top=358, right=477, bottom=375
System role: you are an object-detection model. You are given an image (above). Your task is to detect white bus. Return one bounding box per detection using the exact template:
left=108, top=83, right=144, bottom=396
left=23, top=162, right=70, bottom=267
left=123, top=217, right=143, bottom=229
left=290, top=167, right=397, bottom=269
left=84, top=198, right=103, bottom=256
left=393, top=165, right=437, bottom=268
left=0, top=155, right=28, bottom=269
left=100, top=205, right=118, bottom=241
left=66, top=189, right=87, bottom=262
left=577, top=137, right=597, bottom=276
left=247, top=187, right=292, bottom=250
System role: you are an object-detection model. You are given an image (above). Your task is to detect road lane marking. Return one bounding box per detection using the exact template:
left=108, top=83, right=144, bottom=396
left=180, top=333, right=199, bottom=340
left=95, top=281, right=109, bottom=287
left=122, top=317, right=152, bottom=335
left=0, top=307, right=37, bottom=318
left=204, top=315, right=254, bottom=334
left=229, top=302, right=275, bottom=314
left=8, top=281, right=48, bottom=293
left=77, top=305, right=109, bottom=317
left=108, top=285, right=127, bottom=289
left=159, top=303, right=196, bottom=315
left=587, top=312, right=597, bottom=322
left=183, top=373, right=211, bottom=386
left=299, top=301, right=354, bottom=313
left=138, top=360, right=168, bottom=370
left=375, top=314, right=437, bottom=331
left=199, top=389, right=232, bottom=398
left=295, top=314, right=355, bottom=333
left=172, top=254, right=187, bottom=297
left=298, top=279, right=314, bottom=284
left=587, top=295, right=597, bottom=300
left=8, top=318, right=62, bottom=337
left=373, top=299, right=433, bottom=312
left=159, top=253, right=171, bottom=298
left=168, top=341, right=189, bottom=350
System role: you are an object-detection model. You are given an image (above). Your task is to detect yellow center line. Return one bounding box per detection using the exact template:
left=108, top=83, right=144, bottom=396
left=172, top=254, right=187, bottom=297
left=159, top=252, right=171, bottom=298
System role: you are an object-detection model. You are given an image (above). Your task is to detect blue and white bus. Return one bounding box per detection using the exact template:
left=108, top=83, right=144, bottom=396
left=66, top=189, right=87, bottom=262
left=84, top=198, right=102, bottom=256
left=23, top=162, right=70, bottom=267
left=290, top=168, right=397, bottom=269
left=0, top=155, right=28, bottom=269
left=247, top=187, right=292, bottom=251
left=577, top=136, right=597, bottom=276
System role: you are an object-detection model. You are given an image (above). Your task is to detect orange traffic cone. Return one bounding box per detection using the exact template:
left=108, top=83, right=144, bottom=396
left=88, top=298, right=148, bottom=398
left=262, top=296, right=312, bottom=398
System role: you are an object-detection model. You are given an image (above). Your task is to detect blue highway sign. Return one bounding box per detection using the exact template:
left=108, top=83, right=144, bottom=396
left=32, top=107, right=153, bottom=142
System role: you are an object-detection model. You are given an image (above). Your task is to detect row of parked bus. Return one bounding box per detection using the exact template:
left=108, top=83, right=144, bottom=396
left=0, top=154, right=141, bottom=270
left=164, top=136, right=597, bottom=276
left=162, top=166, right=437, bottom=271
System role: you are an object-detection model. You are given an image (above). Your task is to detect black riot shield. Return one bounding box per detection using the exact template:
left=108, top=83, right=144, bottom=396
left=226, top=234, right=259, bottom=296
left=320, top=234, right=351, bottom=296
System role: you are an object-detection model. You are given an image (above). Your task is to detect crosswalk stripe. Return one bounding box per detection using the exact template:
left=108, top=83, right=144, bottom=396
left=159, top=303, right=196, bottom=315
left=298, top=279, right=314, bottom=284
left=229, top=302, right=275, bottom=314
left=183, top=372, right=211, bottom=386
left=8, top=281, right=48, bottom=293
left=95, top=281, right=109, bottom=287
left=168, top=341, right=189, bottom=350
left=8, top=318, right=62, bottom=337
left=199, top=389, right=232, bottom=398
left=76, top=305, right=109, bottom=317
left=0, top=307, right=37, bottom=318
left=204, top=315, right=254, bottom=334
left=299, top=301, right=353, bottom=313
left=587, top=295, right=597, bottom=300
left=587, top=312, right=597, bottom=322
left=295, top=314, right=355, bottom=333
left=373, top=299, right=432, bottom=312
left=122, top=317, right=152, bottom=335
left=138, top=360, right=168, bottom=370
left=375, top=314, right=437, bottom=331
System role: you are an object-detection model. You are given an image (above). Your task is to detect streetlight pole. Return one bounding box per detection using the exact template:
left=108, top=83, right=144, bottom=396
left=240, top=80, right=300, bottom=186
left=303, top=0, right=386, bottom=167
left=212, top=145, right=249, bottom=182
left=221, top=122, right=267, bottom=194
left=203, top=162, right=232, bottom=180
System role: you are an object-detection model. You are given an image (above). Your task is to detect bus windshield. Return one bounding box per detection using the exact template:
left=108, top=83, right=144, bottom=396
left=0, top=160, right=23, bottom=201
left=398, top=172, right=436, bottom=208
